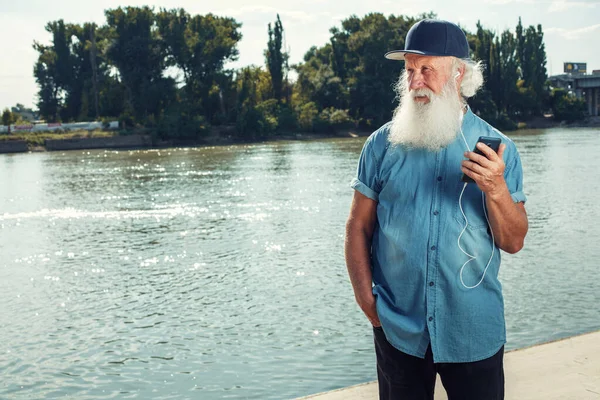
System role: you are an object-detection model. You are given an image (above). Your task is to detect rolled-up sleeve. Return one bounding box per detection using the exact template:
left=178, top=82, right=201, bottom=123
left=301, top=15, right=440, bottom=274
left=350, top=137, right=380, bottom=202
left=504, top=150, right=527, bottom=203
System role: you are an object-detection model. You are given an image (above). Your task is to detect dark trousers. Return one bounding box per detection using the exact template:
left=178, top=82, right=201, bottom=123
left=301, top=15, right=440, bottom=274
left=374, top=327, right=504, bottom=400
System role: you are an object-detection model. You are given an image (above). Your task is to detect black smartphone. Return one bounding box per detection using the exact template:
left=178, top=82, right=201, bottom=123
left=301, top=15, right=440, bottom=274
left=461, top=136, right=502, bottom=183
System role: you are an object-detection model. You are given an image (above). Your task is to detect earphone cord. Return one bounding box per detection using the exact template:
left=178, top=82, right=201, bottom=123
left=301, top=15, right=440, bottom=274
left=458, top=127, right=495, bottom=289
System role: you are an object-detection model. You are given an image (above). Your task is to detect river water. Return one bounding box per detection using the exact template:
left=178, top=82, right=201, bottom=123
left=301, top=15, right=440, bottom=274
left=1, top=127, right=599, bottom=399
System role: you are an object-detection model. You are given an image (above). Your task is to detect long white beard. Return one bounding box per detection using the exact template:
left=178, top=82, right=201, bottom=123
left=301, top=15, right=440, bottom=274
left=389, top=79, right=465, bottom=151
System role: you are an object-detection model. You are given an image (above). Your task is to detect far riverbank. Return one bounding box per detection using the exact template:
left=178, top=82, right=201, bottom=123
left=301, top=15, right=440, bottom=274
left=1, top=116, right=599, bottom=155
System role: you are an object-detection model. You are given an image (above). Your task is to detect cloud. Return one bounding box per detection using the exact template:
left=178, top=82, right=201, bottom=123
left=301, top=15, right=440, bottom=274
left=548, top=0, right=599, bottom=12
left=545, top=23, right=600, bottom=39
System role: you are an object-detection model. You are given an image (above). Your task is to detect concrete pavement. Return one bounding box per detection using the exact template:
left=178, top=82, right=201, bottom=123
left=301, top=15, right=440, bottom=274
left=297, top=330, right=600, bottom=400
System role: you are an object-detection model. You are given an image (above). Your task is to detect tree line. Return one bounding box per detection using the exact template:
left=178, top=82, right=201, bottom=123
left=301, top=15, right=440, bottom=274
left=29, top=7, right=585, bottom=141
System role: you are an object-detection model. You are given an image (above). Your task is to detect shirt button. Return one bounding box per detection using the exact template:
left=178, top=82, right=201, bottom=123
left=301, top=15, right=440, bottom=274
left=437, top=176, right=442, bottom=181
left=433, top=211, right=439, bottom=216
left=429, top=281, right=434, bottom=286
left=428, top=317, right=433, bottom=321
left=430, top=246, right=436, bottom=251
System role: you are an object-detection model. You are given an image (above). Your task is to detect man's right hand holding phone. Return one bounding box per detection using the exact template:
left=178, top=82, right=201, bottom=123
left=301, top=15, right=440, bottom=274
left=461, top=142, right=509, bottom=199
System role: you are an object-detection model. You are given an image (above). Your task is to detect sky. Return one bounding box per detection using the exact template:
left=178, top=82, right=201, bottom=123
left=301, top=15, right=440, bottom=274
left=1, top=0, right=599, bottom=110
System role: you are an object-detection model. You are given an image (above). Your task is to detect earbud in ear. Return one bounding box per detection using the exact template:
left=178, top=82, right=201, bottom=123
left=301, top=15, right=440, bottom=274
left=454, top=71, right=461, bottom=79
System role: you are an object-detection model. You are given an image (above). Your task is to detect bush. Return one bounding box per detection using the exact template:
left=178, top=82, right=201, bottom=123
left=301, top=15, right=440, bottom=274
left=118, top=109, right=135, bottom=130
left=158, top=104, right=210, bottom=141
left=325, top=108, right=353, bottom=131
left=276, top=106, right=297, bottom=133
left=236, top=104, right=276, bottom=140
left=256, top=100, right=279, bottom=134
left=308, top=107, right=354, bottom=133
left=490, top=113, right=518, bottom=131
left=296, top=102, right=319, bottom=132
left=551, top=89, right=586, bottom=123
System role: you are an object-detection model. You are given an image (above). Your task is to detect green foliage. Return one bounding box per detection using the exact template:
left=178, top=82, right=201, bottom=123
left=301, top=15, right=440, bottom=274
left=2, top=109, right=16, bottom=127
left=157, top=9, right=242, bottom=122
left=33, top=22, right=65, bottom=122
left=29, top=10, right=555, bottom=141
left=31, top=6, right=243, bottom=143
left=490, top=112, right=518, bottom=131
left=317, top=107, right=354, bottom=132
left=158, top=103, right=210, bottom=141
left=335, top=13, right=414, bottom=127
left=118, top=107, right=135, bottom=130
left=296, top=102, right=319, bottom=132
left=295, top=61, right=346, bottom=110
left=235, top=67, right=278, bottom=139
left=105, top=7, right=169, bottom=122
left=266, top=14, right=286, bottom=102
left=295, top=13, right=434, bottom=129
left=276, top=105, right=296, bottom=132
left=255, top=100, right=279, bottom=134
left=236, top=105, right=276, bottom=140
left=551, top=89, right=586, bottom=122
left=511, top=81, right=539, bottom=119
left=468, top=89, right=497, bottom=122
left=467, top=17, right=549, bottom=126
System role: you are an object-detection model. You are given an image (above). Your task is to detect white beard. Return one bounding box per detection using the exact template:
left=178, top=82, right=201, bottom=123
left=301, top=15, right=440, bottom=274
left=389, top=78, right=465, bottom=151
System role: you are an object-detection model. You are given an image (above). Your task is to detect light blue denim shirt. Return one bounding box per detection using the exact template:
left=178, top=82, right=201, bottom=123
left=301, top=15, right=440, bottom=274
left=350, top=108, right=526, bottom=363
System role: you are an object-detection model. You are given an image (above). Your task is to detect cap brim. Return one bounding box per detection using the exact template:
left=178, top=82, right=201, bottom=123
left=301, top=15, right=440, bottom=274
left=384, top=50, right=455, bottom=60
left=385, top=50, right=423, bottom=60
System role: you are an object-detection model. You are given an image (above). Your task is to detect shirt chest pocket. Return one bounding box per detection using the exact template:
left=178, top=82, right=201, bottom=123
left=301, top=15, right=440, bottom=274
left=453, top=181, right=490, bottom=231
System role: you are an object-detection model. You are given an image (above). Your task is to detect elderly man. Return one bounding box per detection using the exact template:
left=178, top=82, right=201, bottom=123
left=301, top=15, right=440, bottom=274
left=345, top=19, right=528, bottom=399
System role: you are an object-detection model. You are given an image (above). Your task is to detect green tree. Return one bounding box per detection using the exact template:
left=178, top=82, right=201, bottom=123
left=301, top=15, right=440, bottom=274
left=235, top=66, right=276, bottom=139
left=294, top=48, right=346, bottom=110
left=105, top=6, right=173, bottom=125
left=530, top=24, right=548, bottom=111
left=297, top=13, right=423, bottom=128
left=33, top=19, right=123, bottom=123
left=2, top=108, right=17, bottom=133
left=266, top=14, right=286, bottom=102
left=551, top=89, right=586, bottom=122
left=296, top=102, right=319, bottom=132
left=474, top=21, right=493, bottom=84
left=33, top=20, right=77, bottom=122
left=157, top=9, right=242, bottom=124
left=64, top=23, right=94, bottom=121
left=33, top=44, right=59, bottom=122
left=515, top=17, right=525, bottom=76
left=67, top=22, right=112, bottom=121
left=469, top=17, right=548, bottom=125
left=514, top=20, right=548, bottom=117
left=498, top=30, right=519, bottom=117
left=343, top=13, right=409, bottom=127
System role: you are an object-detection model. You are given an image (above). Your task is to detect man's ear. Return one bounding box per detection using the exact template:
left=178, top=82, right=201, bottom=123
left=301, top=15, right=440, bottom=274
left=454, top=64, right=466, bottom=80
left=454, top=64, right=466, bottom=87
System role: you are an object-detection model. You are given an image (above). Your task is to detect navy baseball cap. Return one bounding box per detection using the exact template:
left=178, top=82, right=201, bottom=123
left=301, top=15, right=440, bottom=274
left=385, top=19, right=470, bottom=61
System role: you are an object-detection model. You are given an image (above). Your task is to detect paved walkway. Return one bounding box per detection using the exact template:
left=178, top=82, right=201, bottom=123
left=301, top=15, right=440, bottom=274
left=297, top=330, right=600, bottom=400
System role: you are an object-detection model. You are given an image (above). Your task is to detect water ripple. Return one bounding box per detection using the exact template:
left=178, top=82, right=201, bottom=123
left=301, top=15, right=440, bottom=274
left=1, top=130, right=599, bottom=399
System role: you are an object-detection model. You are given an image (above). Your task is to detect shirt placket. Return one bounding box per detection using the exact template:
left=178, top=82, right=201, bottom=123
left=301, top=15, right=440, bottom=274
left=426, top=149, right=444, bottom=356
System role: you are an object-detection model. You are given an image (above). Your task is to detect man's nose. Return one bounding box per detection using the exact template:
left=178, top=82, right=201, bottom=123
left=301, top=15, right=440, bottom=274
left=409, top=72, right=425, bottom=90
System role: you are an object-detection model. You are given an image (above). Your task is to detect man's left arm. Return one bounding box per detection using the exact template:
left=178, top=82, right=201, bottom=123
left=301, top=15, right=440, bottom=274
left=461, top=142, right=528, bottom=254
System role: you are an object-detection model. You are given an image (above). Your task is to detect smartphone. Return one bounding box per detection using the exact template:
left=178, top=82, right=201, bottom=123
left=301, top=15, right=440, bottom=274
left=461, top=136, right=502, bottom=183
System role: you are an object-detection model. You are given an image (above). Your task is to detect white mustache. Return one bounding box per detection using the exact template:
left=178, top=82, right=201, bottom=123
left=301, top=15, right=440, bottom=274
left=411, top=88, right=434, bottom=98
